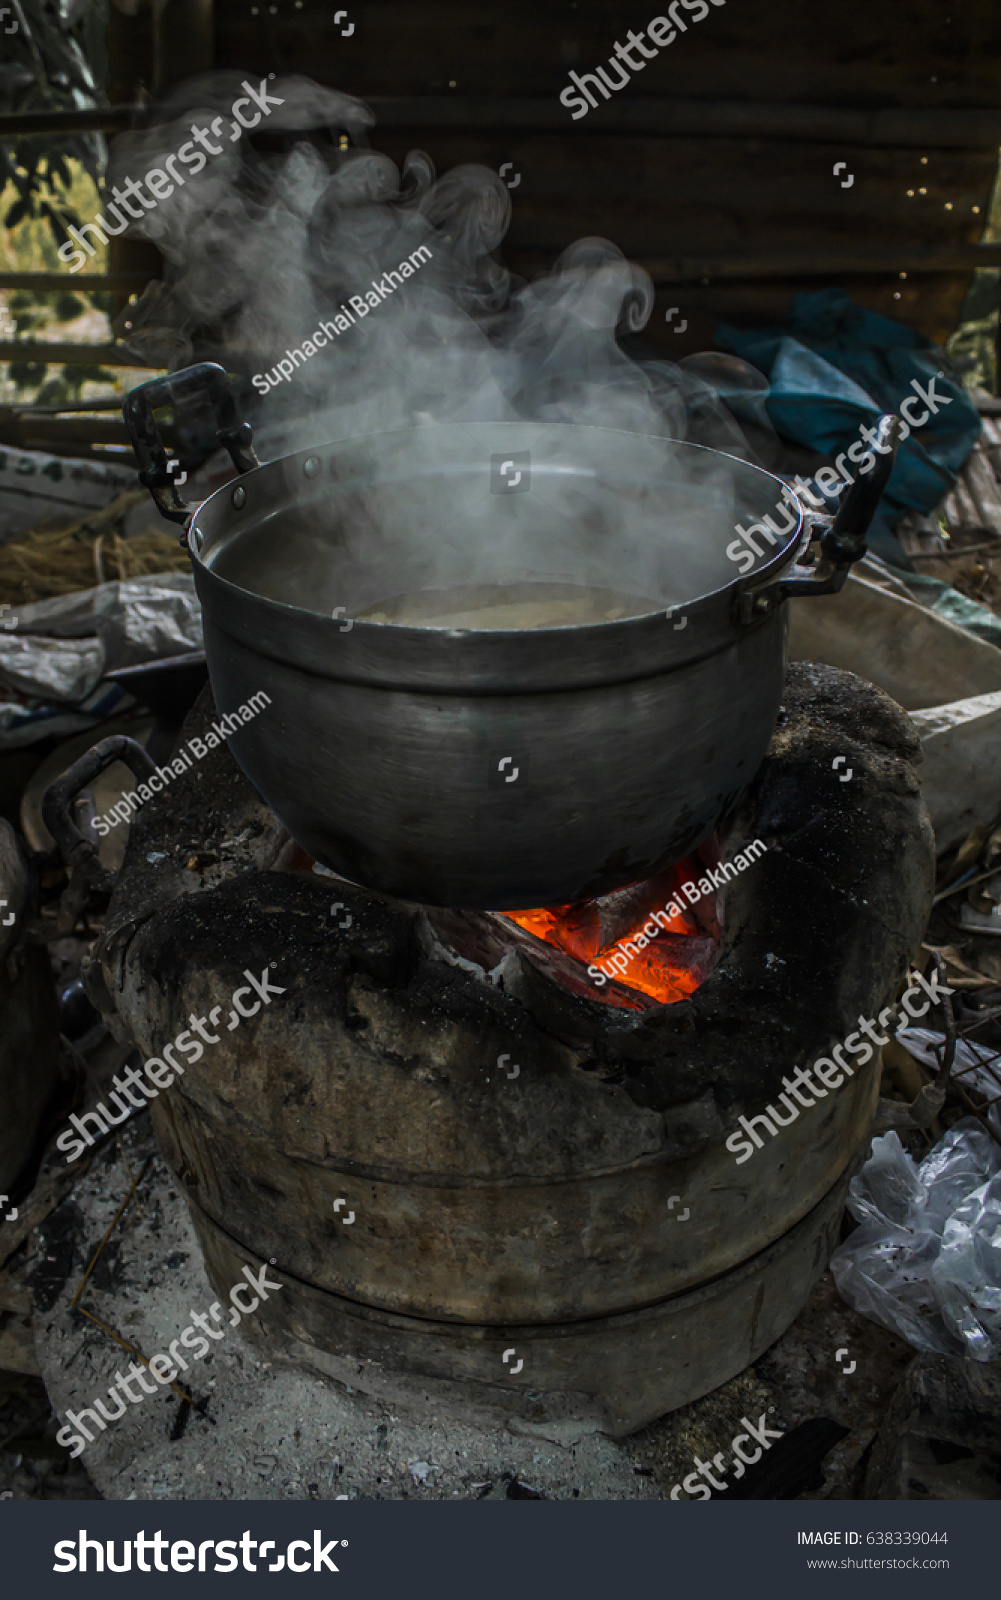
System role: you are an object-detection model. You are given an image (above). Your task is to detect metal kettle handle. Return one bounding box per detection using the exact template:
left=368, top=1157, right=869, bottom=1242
left=821, top=412, right=902, bottom=567
left=41, top=735, right=157, bottom=893
left=122, top=362, right=259, bottom=528
left=736, top=413, right=901, bottom=620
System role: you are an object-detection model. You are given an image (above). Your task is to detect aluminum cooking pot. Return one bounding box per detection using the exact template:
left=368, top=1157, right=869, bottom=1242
left=125, top=364, right=897, bottom=909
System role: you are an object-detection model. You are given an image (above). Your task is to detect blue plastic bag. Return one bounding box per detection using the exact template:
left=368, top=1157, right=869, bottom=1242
left=715, top=289, right=982, bottom=568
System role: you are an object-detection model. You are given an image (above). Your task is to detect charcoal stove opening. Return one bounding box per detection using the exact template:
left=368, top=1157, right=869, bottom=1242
left=428, top=837, right=739, bottom=1012
left=280, top=832, right=743, bottom=1011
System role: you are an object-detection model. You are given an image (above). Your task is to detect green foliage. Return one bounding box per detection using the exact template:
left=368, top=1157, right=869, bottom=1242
left=9, top=362, right=46, bottom=388
left=0, top=0, right=110, bottom=254
left=34, top=363, right=109, bottom=404
left=55, top=292, right=85, bottom=322
left=8, top=359, right=116, bottom=405
left=946, top=268, right=998, bottom=396
left=67, top=363, right=115, bottom=387
left=2, top=156, right=107, bottom=274
left=3, top=152, right=81, bottom=247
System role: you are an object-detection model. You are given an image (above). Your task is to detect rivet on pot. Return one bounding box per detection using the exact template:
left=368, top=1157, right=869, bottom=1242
left=191, top=525, right=204, bottom=552
left=232, top=485, right=247, bottom=509
left=303, top=456, right=321, bottom=479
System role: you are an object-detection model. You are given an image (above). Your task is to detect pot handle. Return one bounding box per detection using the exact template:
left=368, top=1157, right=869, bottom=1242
left=41, top=735, right=157, bottom=893
left=820, top=412, right=902, bottom=567
left=736, top=413, right=901, bottom=620
left=122, top=361, right=260, bottom=528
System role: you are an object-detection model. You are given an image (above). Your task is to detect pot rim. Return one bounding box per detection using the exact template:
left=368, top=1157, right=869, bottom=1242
left=188, top=420, right=804, bottom=644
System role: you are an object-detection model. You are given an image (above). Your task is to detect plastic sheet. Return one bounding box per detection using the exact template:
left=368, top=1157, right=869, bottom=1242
left=0, top=575, right=202, bottom=706
left=0, top=448, right=137, bottom=545
left=830, top=1120, right=1001, bottom=1359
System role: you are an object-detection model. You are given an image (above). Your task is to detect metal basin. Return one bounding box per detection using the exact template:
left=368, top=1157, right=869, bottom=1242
left=125, top=371, right=896, bottom=908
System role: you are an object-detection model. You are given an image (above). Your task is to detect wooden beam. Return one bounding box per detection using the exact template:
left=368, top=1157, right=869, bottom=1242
left=3, top=98, right=999, bottom=149
left=367, top=96, right=1001, bottom=149
left=0, top=343, right=149, bottom=367
left=0, top=107, right=144, bottom=137
left=1, top=444, right=135, bottom=463
left=0, top=274, right=151, bottom=293
left=4, top=399, right=125, bottom=412
left=499, top=244, right=1001, bottom=284
left=0, top=415, right=133, bottom=449
left=639, top=244, right=1001, bottom=281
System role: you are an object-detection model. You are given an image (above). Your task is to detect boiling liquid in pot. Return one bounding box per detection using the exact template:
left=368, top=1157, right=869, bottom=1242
left=355, top=581, right=665, bottom=630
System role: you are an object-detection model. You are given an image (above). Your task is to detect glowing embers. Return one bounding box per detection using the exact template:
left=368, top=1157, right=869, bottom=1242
left=503, top=841, right=724, bottom=1012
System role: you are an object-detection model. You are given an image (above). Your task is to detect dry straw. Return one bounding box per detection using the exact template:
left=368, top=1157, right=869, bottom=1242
left=0, top=490, right=188, bottom=606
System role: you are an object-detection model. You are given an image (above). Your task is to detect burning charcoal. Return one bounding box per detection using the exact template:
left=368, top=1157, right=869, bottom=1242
left=501, top=846, right=722, bottom=1007
left=517, top=858, right=704, bottom=965
left=590, top=863, right=700, bottom=953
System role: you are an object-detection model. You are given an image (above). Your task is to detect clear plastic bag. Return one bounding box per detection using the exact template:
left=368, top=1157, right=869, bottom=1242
left=830, top=1119, right=1001, bottom=1358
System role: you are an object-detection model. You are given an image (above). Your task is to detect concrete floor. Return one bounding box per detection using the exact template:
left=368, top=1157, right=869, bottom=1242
left=32, top=1127, right=653, bottom=1501
left=25, top=1117, right=914, bottom=1502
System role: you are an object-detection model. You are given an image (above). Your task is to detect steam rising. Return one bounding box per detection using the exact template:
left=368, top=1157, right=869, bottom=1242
left=109, top=73, right=791, bottom=608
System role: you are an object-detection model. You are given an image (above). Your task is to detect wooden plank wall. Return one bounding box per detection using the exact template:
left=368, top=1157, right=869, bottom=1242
left=181, top=3, right=1001, bottom=351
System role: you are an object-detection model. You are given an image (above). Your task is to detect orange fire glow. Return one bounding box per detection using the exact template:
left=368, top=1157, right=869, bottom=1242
left=504, top=854, right=720, bottom=1010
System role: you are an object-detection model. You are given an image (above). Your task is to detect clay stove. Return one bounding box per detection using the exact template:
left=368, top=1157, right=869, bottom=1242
left=79, top=661, right=933, bottom=1436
